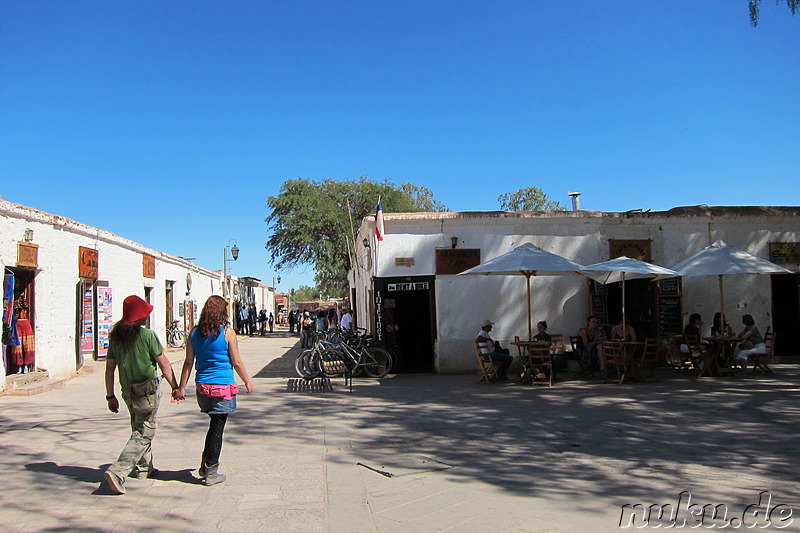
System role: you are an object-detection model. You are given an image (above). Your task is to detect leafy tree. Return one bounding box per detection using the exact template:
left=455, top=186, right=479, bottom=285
left=400, top=183, right=449, bottom=212
left=293, top=285, right=319, bottom=302
left=498, top=186, right=567, bottom=212
left=266, top=177, right=445, bottom=294
left=749, top=0, right=799, bottom=26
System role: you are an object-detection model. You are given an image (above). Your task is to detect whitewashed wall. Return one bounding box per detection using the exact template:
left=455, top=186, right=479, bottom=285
left=354, top=209, right=800, bottom=373
left=1, top=199, right=222, bottom=386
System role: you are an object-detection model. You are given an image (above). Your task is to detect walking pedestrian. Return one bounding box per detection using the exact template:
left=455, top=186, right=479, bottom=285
left=288, top=309, right=296, bottom=333
left=268, top=312, right=274, bottom=333
left=173, top=295, right=253, bottom=485
left=103, top=295, right=179, bottom=495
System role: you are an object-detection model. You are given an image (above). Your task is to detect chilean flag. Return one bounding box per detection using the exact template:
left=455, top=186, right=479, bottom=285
left=375, top=201, right=385, bottom=241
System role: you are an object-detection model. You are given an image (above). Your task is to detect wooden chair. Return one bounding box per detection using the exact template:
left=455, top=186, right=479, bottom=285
left=749, top=329, right=776, bottom=375
left=474, top=339, right=502, bottom=384
left=601, top=341, right=627, bottom=384
left=668, top=334, right=695, bottom=371
left=635, top=338, right=660, bottom=382
left=570, top=335, right=593, bottom=377
left=526, top=341, right=554, bottom=386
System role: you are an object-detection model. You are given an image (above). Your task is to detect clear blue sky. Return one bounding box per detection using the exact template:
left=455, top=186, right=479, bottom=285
left=2, top=1, right=798, bottom=291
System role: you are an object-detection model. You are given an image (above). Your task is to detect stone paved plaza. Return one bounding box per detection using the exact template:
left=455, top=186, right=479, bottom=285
left=1, top=332, right=798, bottom=532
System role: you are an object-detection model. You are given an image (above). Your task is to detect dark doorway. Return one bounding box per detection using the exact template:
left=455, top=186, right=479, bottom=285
left=604, top=278, right=657, bottom=338
left=376, top=277, right=435, bottom=372
left=771, top=274, right=800, bottom=356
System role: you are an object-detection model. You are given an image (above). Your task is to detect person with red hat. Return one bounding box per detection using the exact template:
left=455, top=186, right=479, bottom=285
left=103, top=295, right=179, bottom=495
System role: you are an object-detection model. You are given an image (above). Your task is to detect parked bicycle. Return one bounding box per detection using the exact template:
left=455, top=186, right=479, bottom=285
left=295, top=329, right=393, bottom=379
left=167, top=319, right=187, bottom=348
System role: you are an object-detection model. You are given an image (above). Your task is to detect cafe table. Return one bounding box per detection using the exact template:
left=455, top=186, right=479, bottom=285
left=702, top=336, right=740, bottom=376
left=512, top=340, right=553, bottom=382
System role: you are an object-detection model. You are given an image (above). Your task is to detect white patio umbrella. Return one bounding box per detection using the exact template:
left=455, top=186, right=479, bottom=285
left=670, top=240, right=791, bottom=331
left=583, top=256, right=679, bottom=336
left=458, top=243, right=587, bottom=341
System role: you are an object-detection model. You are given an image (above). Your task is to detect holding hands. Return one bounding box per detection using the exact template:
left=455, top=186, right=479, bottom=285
left=171, top=387, right=186, bottom=403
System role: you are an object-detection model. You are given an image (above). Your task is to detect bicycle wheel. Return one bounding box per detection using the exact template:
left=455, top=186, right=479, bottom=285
left=320, top=346, right=348, bottom=377
left=168, top=330, right=186, bottom=348
left=362, top=348, right=393, bottom=378
left=295, top=349, right=321, bottom=378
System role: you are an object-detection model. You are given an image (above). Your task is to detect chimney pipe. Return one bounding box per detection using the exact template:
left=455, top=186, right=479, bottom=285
left=568, top=191, right=582, bottom=211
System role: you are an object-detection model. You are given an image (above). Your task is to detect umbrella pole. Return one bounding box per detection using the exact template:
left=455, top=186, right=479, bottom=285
left=621, top=273, right=626, bottom=338
left=719, top=275, right=725, bottom=335
left=527, top=274, right=532, bottom=342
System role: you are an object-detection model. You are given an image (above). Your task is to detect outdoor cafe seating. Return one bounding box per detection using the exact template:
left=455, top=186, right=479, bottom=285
left=473, top=338, right=502, bottom=384
left=601, top=341, right=627, bottom=384
left=749, top=328, right=776, bottom=375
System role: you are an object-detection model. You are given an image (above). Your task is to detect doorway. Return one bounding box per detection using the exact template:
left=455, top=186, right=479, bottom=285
left=771, top=274, right=799, bottom=356
left=4, top=267, right=36, bottom=375
left=375, top=276, right=436, bottom=372
left=594, top=278, right=659, bottom=338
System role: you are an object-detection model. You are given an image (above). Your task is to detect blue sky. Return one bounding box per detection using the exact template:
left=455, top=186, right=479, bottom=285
left=1, top=1, right=798, bottom=291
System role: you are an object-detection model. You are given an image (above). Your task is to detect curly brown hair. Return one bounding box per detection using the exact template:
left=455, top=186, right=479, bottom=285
left=197, top=295, right=228, bottom=337
left=109, top=321, right=143, bottom=346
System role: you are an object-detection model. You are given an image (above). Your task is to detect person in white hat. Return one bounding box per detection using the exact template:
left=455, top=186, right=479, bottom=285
left=475, top=319, right=513, bottom=380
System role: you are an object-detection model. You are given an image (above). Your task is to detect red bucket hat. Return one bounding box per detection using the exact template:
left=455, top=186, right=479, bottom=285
left=122, top=295, right=154, bottom=324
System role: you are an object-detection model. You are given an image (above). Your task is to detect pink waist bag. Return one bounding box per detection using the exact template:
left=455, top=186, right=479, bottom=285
left=196, top=383, right=239, bottom=400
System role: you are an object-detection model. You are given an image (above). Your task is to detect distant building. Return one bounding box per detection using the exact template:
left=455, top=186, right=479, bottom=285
left=350, top=206, right=800, bottom=373
left=0, top=198, right=270, bottom=390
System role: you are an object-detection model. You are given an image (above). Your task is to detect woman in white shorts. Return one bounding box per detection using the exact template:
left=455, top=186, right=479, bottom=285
left=736, top=314, right=766, bottom=373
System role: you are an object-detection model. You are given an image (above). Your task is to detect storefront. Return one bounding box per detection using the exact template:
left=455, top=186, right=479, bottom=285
left=1, top=198, right=223, bottom=388
left=350, top=206, right=800, bottom=373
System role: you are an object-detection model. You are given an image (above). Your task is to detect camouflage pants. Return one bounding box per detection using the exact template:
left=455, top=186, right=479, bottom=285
left=108, top=386, right=161, bottom=478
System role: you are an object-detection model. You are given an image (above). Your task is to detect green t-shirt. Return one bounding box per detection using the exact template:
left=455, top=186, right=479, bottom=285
left=107, top=328, right=164, bottom=395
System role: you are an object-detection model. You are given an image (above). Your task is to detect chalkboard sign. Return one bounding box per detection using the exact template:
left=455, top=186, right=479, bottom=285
left=658, top=296, right=682, bottom=336
left=592, top=295, right=607, bottom=325
left=593, top=280, right=607, bottom=295
left=660, top=277, right=680, bottom=296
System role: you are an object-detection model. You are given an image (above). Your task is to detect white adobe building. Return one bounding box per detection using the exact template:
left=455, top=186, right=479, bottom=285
left=350, top=206, right=800, bottom=374
left=1, top=198, right=273, bottom=390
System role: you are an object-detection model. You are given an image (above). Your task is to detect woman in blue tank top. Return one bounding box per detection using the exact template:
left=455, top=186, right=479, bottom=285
left=173, top=295, right=253, bottom=486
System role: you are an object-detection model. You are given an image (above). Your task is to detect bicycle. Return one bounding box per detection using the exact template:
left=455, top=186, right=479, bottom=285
left=328, top=329, right=393, bottom=378
left=294, top=329, right=393, bottom=379
left=167, top=320, right=187, bottom=348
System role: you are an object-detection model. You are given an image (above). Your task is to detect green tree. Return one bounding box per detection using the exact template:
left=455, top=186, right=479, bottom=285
left=266, top=177, right=445, bottom=294
left=400, top=183, right=449, bottom=212
left=293, top=285, right=318, bottom=302
left=498, top=186, right=567, bottom=211
left=750, top=0, right=799, bottom=26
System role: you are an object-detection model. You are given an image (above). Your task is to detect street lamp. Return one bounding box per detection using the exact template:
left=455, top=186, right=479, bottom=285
left=223, top=240, right=239, bottom=313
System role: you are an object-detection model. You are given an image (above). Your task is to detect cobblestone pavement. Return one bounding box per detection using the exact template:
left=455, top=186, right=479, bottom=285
left=1, top=330, right=799, bottom=532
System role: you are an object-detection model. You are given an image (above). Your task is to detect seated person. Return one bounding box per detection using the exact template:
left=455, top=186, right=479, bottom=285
left=576, top=315, right=602, bottom=374
left=476, top=319, right=513, bottom=381
left=711, top=312, right=734, bottom=337
left=533, top=320, right=552, bottom=343
left=610, top=316, right=636, bottom=342
left=680, top=313, right=713, bottom=372
left=735, top=314, right=767, bottom=373
left=711, top=312, right=735, bottom=366
left=680, top=313, right=703, bottom=353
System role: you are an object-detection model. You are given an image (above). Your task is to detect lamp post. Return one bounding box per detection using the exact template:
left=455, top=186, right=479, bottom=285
left=223, top=240, right=239, bottom=317
left=271, top=275, right=281, bottom=318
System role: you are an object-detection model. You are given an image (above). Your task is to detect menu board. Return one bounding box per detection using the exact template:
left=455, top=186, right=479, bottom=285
left=592, top=295, right=607, bottom=325
left=660, top=277, right=680, bottom=296
left=658, top=296, right=682, bottom=336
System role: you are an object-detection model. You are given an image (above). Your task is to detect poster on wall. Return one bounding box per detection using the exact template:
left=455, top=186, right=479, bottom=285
left=81, top=282, right=94, bottom=354
left=97, top=287, right=113, bottom=357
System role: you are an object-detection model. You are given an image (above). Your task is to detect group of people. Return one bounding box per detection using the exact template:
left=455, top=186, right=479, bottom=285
left=477, top=310, right=769, bottom=382
left=235, top=304, right=274, bottom=336
left=103, top=294, right=253, bottom=495
left=297, top=307, right=353, bottom=348
left=681, top=312, right=767, bottom=373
